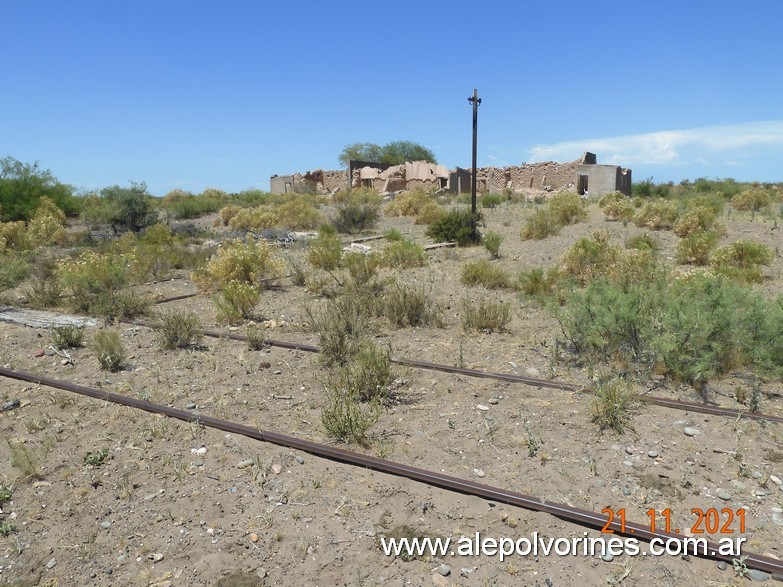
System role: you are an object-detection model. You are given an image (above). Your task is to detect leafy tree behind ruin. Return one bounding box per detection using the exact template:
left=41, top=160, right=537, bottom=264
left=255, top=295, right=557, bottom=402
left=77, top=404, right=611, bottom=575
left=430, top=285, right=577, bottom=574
left=0, top=157, right=79, bottom=221
left=338, top=141, right=437, bottom=167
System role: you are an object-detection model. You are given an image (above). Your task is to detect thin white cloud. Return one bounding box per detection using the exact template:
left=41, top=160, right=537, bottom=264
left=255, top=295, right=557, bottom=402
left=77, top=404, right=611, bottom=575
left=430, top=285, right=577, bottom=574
left=528, top=121, right=783, bottom=168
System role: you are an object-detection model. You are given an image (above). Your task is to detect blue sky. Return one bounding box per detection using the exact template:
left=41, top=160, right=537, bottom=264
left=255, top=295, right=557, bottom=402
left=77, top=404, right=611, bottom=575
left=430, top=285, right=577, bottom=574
left=2, top=1, right=782, bottom=196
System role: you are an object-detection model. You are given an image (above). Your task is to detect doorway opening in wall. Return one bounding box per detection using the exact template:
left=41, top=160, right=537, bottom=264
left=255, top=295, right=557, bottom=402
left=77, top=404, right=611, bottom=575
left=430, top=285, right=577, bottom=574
left=284, top=182, right=293, bottom=193
left=578, top=174, right=589, bottom=196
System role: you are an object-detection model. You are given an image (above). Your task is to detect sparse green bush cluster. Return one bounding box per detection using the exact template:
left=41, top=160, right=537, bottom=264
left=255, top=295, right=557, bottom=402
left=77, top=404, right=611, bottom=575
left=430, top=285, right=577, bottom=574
left=710, top=240, right=775, bottom=283
left=731, top=189, right=772, bottom=212
left=0, top=252, right=30, bottom=291
left=214, top=281, right=262, bottom=324
left=461, top=299, right=512, bottom=332
left=91, top=329, right=126, bottom=372
left=522, top=191, right=587, bottom=240
left=633, top=199, right=679, bottom=230
left=378, top=282, right=441, bottom=328
left=331, top=188, right=382, bottom=234
left=461, top=260, right=511, bottom=289
left=675, top=231, right=720, bottom=265
left=193, top=238, right=284, bottom=290
left=558, top=273, right=783, bottom=385
left=343, top=252, right=380, bottom=285
left=672, top=206, right=721, bottom=237
left=385, top=189, right=433, bottom=217
left=602, top=196, right=635, bottom=222
left=159, top=189, right=226, bottom=219
left=625, top=233, right=660, bottom=253
left=227, top=206, right=279, bottom=231
left=276, top=195, right=321, bottom=229
left=426, top=208, right=482, bottom=246
left=379, top=240, right=426, bottom=269
left=516, top=267, right=559, bottom=300
left=482, top=231, right=503, bottom=258
left=157, top=311, right=203, bottom=349
left=481, top=194, right=503, bottom=209
left=51, top=325, right=84, bottom=349
left=591, top=378, right=639, bottom=434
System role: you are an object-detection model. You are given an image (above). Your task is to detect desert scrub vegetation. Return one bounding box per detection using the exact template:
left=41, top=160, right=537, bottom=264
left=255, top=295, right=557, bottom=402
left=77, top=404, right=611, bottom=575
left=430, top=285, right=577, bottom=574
left=633, top=198, right=679, bottom=230
left=710, top=239, right=775, bottom=283
left=460, top=260, right=511, bottom=289
left=557, top=273, right=783, bottom=385
left=481, top=194, right=504, bottom=208
left=213, top=281, right=262, bottom=324
left=321, top=385, right=382, bottom=446
left=159, top=189, right=226, bottom=219
left=343, top=251, right=380, bottom=285
left=330, top=187, right=382, bottom=234
left=625, top=233, right=660, bottom=253
left=516, top=267, right=559, bottom=300
left=482, top=231, right=503, bottom=258
left=227, top=205, right=279, bottom=231
left=675, top=230, right=720, bottom=265
left=425, top=208, right=482, bottom=246
left=246, top=324, right=267, bottom=350
left=672, top=205, right=722, bottom=237
left=731, top=188, right=773, bottom=212
left=193, top=238, right=284, bottom=290
left=307, top=226, right=343, bottom=285
left=377, top=281, right=441, bottom=328
left=590, top=378, right=639, bottom=434
left=600, top=192, right=635, bottom=222
left=461, top=299, right=512, bottom=332
left=384, top=188, right=434, bottom=217
left=275, top=194, right=322, bottom=229
left=91, top=329, right=126, bottom=372
left=521, top=191, right=587, bottom=240
left=157, top=311, right=203, bottom=349
left=51, top=325, right=84, bottom=349
left=379, top=240, right=426, bottom=269
left=308, top=294, right=371, bottom=366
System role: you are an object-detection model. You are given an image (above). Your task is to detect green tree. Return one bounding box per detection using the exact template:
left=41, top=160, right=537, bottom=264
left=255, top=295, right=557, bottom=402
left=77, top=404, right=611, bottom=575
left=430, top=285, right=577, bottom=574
left=338, top=141, right=437, bottom=167
left=100, top=182, right=158, bottom=232
left=0, top=157, right=78, bottom=221
left=338, top=143, right=384, bottom=167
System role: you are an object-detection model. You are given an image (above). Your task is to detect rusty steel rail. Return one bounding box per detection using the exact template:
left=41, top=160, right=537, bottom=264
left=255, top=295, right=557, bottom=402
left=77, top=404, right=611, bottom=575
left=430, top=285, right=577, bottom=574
left=124, top=318, right=783, bottom=426
left=1, top=365, right=781, bottom=575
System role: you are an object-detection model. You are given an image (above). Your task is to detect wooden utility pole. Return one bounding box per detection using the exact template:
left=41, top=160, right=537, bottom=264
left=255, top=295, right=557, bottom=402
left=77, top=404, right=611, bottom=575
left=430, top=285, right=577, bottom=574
left=468, top=88, right=481, bottom=240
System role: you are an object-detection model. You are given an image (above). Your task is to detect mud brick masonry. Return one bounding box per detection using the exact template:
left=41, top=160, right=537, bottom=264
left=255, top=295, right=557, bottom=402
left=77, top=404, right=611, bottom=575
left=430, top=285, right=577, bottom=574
left=270, top=152, right=631, bottom=198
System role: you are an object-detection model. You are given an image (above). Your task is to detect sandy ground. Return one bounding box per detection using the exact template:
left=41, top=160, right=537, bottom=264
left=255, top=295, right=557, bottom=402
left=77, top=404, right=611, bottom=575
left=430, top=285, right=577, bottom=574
left=1, top=201, right=783, bottom=586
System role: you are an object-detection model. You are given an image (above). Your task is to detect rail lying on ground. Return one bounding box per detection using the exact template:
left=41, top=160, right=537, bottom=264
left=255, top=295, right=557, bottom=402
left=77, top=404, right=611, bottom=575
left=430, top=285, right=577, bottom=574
left=130, top=316, right=783, bottom=426
left=1, top=365, right=781, bottom=575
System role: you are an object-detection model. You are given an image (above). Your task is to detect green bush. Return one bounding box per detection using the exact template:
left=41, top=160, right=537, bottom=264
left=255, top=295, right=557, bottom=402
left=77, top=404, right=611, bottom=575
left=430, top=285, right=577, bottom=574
left=214, top=281, right=261, bottom=324
left=157, top=311, right=203, bottom=349
left=461, top=299, right=512, bottom=332
left=193, top=238, right=284, bottom=290
left=275, top=195, right=321, bottom=229
left=591, top=378, right=639, bottom=434
left=51, top=325, right=84, bottom=349
left=331, top=188, right=382, bottom=234
left=516, top=267, right=558, bottom=299
left=425, top=208, right=482, bottom=246
left=521, top=208, right=560, bottom=240
left=602, top=198, right=635, bottom=222
left=672, top=206, right=720, bottom=237
left=385, top=189, right=433, bottom=217
left=332, top=341, right=393, bottom=403
left=633, top=199, right=679, bottom=230
left=625, top=233, right=660, bottom=253
left=159, top=190, right=224, bottom=219
left=731, top=189, right=772, bottom=211
left=91, top=329, right=126, bottom=372
left=0, top=252, right=30, bottom=291
left=379, top=282, right=441, bottom=328
left=461, top=260, right=511, bottom=289
left=100, top=182, right=158, bottom=232
left=675, top=231, right=719, bottom=265
left=246, top=324, right=267, bottom=350
left=344, top=252, right=380, bottom=285
left=321, top=387, right=381, bottom=446
left=309, top=294, right=370, bottom=366
left=548, top=191, right=588, bottom=225
left=383, top=228, right=402, bottom=241
left=482, top=231, right=504, bottom=258
left=481, top=194, right=503, bottom=209
left=710, top=240, right=774, bottom=283
left=379, top=240, right=426, bottom=269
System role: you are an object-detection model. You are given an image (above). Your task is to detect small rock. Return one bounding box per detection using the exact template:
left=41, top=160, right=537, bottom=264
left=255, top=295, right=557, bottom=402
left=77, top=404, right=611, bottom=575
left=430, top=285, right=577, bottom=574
left=438, top=563, right=451, bottom=576
left=237, top=459, right=255, bottom=469
left=1, top=399, right=20, bottom=412
left=756, top=489, right=772, bottom=497
left=143, top=492, right=157, bottom=501
left=476, top=404, right=489, bottom=411
left=625, top=447, right=634, bottom=455
left=101, top=521, right=112, bottom=530
left=46, top=557, right=57, bottom=569
left=186, top=402, right=196, bottom=409
left=683, top=427, right=701, bottom=437
left=717, top=561, right=728, bottom=571
left=34, top=348, right=46, bottom=357
left=432, top=573, right=449, bottom=587
left=273, top=369, right=282, bottom=375
left=151, top=553, right=164, bottom=563
left=601, top=553, right=614, bottom=563
left=489, top=398, right=499, bottom=405
left=525, top=367, right=540, bottom=377
left=623, top=487, right=632, bottom=496
left=45, top=348, right=56, bottom=356
left=647, top=450, right=659, bottom=458
left=716, top=490, right=732, bottom=501
left=747, top=569, right=771, bottom=582
left=249, top=533, right=259, bottom=543
left=296, top=455, right=304, bottom=464
left=623, top=461, right=633, bottom=467
left=545, top=579, right=554, bottom=587
left=271, top=463, right=282, bottom=475
left=257, top=568, right=267, bottom=579
left=473, top=468, right=485, bottom=478
left=770, top=475, right=782, bottom=485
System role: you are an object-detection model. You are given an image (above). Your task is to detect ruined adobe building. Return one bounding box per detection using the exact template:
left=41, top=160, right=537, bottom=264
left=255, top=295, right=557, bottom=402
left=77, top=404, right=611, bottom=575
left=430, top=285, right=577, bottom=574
left=270, top=153, right=631, bottom=197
